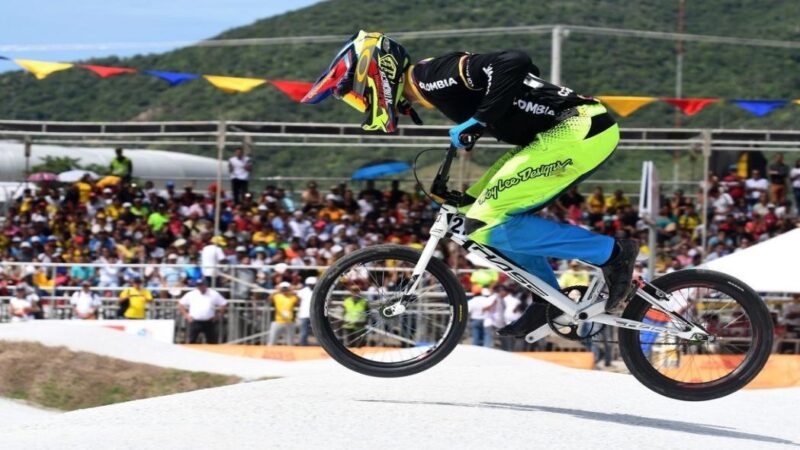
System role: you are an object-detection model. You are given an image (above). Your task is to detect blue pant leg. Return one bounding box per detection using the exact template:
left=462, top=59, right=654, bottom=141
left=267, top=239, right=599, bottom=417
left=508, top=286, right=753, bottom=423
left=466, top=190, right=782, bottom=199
left=486, top=215, right=615, bottom=266
left=470, top=319, right=484, bottom=346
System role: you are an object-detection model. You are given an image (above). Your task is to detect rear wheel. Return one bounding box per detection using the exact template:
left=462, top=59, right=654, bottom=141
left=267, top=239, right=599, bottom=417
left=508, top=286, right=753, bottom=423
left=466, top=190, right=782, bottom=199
left=310, top=245, right=468, bottom=377
left=618, top=270, right=773, bottom=401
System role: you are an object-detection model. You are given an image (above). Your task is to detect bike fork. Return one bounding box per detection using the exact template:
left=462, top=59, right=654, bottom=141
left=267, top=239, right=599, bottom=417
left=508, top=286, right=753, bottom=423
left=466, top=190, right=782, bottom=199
left=381, top=211, right=447, bottom=317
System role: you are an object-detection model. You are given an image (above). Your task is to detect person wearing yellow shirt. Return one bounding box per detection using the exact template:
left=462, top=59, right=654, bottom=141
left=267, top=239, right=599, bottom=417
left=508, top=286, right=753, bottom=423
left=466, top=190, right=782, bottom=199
left=605, top=189, right=631, bottom=210
left=252, top=222, right=277, bottom=246
left=119, top=277, right=153, bottom=319
left=74, top=175, right=94, bottom=205
left=268, top=282, right=299, bottom=345
left=341, top=285, right=370, bottom=347
left=586, top=186, right=606, bottom=225
left=106, top=201, right=123, bottom=221
left=558, top=260, right=590, bottom=287
left=318, top=198, right=346, bottom=222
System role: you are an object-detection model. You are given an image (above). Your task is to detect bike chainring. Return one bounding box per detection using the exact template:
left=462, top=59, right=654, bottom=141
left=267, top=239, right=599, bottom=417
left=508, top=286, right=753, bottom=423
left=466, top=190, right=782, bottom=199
left=546, top=285, right=606, bottom=341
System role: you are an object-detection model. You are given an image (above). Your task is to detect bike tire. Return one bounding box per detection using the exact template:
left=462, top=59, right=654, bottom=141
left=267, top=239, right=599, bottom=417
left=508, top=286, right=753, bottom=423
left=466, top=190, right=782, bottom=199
left=311, top=244, right=468, bottom=377
left=618, top=269, right=773, bottom=401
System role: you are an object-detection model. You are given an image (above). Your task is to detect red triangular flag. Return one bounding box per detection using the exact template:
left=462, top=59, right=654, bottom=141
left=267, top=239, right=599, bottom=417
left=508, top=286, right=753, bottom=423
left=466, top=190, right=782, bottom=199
left=80, top=64, right=136, bottom=78
left=270, top=80, right=313, bottom=102
left=663, top=98, right=719, bottom=116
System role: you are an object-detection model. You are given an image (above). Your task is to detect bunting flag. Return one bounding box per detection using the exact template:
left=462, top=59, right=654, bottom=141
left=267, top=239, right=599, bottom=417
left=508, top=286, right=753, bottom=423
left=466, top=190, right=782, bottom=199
left=270, top=80, right=313, bottom=102
left=14, top=58, right=74, bottom=80
left=596, top=96, right=657, bottom=117
left=144, top=70, right=200, bottom=86
left=4, top=55, right=800, bottom=118
left=731, top=99, right=788, bottom=117
left=663, top=98, right=719, bottom=116
left=203, top=75, right=266, bottom=93
left=80, top=64, right=136, bottom=78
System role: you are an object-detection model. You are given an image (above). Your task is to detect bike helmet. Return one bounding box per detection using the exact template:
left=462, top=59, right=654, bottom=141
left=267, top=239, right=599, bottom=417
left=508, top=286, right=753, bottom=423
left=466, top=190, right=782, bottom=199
left=301, top=30, right=419, bottom=133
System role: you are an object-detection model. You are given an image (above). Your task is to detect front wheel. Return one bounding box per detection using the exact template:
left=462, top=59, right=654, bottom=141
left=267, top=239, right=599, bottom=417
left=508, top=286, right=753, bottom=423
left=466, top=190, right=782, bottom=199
left=618, top=269, right=773, bottom=401
left=310, top=245, right=468, bottom=377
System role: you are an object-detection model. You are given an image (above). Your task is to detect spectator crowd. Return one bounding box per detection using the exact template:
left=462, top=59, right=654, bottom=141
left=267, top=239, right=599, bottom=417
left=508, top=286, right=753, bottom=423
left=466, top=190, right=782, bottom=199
left=1, top=148, right=799, bottom=352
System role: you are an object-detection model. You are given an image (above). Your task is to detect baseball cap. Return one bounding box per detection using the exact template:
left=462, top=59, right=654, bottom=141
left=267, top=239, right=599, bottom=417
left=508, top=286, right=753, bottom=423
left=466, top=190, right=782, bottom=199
left=305, top=277, right=317, bottom=286
left=274, top=263, right=288, bottom=274
left=235, top=245, right=247, bottom=253
left=278, top=281, right=291, bottom=290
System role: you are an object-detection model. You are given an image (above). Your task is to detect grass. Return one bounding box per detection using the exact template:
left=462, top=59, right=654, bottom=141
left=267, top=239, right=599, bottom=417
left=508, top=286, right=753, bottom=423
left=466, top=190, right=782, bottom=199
left=0, top=341, right=242, bottom=411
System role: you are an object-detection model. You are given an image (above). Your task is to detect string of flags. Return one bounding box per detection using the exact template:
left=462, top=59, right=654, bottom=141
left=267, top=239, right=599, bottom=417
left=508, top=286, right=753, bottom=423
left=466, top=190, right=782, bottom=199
left=1, top=57, right=312, bottom=101
left=3, top=57, right=800, bottom=118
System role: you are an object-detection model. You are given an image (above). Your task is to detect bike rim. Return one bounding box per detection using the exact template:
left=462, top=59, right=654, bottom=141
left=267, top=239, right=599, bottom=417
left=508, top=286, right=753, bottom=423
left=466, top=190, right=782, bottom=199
left=635, top=281, right=759, bottom=387
left=321, top=257, right=455, bottom=366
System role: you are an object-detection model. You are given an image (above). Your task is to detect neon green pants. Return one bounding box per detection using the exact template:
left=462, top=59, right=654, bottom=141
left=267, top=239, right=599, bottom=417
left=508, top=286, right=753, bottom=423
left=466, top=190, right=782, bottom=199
left=463, top=103, right=620, bottom=287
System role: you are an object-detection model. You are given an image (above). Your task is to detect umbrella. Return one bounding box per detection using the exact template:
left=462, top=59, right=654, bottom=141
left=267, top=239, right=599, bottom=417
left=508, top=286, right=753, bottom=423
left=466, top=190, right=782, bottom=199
left=27, top=172, right=57, bottom=182
left=57, top=169, right=100, bottom=183
left=97, top=175, right=121, bottom=188
left=351, top=159, right=411, bottom=180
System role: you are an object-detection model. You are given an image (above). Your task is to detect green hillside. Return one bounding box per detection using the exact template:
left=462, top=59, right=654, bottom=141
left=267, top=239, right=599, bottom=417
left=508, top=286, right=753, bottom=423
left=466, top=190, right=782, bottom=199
left=1, top=0, right=799, bottom=178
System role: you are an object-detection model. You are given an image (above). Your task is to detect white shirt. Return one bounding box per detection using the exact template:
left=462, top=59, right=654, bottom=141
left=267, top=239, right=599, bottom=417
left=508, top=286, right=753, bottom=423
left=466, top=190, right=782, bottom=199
left=289, top=219, right=313, bottom=240
left=11, top=295, right=38, bottom=321
left=229, top=156, right=251, bottom=180
left=745, top=177, right=768, bottom=200
left=790, top=168, right=800, bottom=189
left=503, top=294, right=523, bottom=325
left=179, top=288, right=228, bottom=321
left=468, top=295, right=491, bottom=321
left=99, top=261, right=122, bottom=285
left=200, top=244, right=226, bottom=277
left=296, top=286, right=313, bottom=320
left=712, top=193, right=734, bottom=220
left=71, top=290, right=101, bottom=317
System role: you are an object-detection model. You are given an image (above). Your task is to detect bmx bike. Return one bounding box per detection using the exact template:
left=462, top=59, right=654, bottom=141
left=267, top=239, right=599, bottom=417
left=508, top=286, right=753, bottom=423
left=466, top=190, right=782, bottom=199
left=310, top=143, right=773, bottom=401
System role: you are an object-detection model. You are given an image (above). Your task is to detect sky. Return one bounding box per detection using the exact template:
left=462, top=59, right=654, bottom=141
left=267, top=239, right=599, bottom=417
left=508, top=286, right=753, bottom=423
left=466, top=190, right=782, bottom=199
left=0, top=0, right=320, bottom=71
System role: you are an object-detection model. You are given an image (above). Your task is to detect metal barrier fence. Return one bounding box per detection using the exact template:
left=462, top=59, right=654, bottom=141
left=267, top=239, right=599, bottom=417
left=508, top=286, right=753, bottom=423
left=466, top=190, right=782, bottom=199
left=1, top=260, right=797, bottom=348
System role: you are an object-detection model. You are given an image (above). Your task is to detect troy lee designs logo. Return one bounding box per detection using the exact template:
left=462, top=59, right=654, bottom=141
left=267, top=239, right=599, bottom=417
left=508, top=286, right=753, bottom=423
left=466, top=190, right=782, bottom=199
left=419, top=77, right=457, bottom=92
left=380, top=71, right=393, bottom=105
left=479, top=159, right=574, bottom=203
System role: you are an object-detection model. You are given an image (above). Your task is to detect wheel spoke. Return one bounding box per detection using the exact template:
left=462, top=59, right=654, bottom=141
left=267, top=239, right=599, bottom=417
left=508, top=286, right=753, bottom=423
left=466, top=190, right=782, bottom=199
left=318, top=250, right=460, bottom=367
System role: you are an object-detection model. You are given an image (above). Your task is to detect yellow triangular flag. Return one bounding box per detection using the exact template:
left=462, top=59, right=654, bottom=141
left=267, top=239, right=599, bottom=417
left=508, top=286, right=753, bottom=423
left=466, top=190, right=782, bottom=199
left=14, top=59, right=74, bottom=80
left=203, top=75, right=266, bottom=93
left=596, top=96, right=658, bottom=117
left=794, top=99, right=800, bottom=105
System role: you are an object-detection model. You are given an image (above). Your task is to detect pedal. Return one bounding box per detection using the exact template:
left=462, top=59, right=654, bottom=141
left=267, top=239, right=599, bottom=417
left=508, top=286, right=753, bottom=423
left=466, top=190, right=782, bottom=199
left=524, top=320, right=558, bottom=344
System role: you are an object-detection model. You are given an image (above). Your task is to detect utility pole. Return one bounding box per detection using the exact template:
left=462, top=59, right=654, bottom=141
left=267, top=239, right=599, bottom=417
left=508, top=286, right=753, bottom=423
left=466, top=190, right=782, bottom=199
left=673, top=0, right=686, bottom=186
left=550, top=25, right=564, bottom=84
left=675, top=0, right=685, bottom=127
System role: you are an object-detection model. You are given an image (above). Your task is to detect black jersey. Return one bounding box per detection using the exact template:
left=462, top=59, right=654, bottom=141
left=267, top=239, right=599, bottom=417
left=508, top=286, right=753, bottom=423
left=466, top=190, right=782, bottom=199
left=410, top=50, right=597, bottom=146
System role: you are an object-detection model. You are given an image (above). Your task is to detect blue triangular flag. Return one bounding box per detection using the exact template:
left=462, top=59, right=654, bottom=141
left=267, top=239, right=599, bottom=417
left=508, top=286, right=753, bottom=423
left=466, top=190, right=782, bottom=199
left=144, top=70, right=200, bottom=86
left=731, top=99, right=788, bottom=117
left=0, top=56, right=9, bottom=60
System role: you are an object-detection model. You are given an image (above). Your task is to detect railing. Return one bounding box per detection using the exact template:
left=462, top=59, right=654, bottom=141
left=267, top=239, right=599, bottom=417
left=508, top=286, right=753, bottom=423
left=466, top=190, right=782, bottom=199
left=1, top=260, right=797, bottom=346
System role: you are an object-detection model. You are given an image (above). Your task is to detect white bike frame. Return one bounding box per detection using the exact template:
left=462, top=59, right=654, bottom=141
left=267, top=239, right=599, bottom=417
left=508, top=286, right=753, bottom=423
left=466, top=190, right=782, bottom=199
left=398, top=204, right=710, bottom=343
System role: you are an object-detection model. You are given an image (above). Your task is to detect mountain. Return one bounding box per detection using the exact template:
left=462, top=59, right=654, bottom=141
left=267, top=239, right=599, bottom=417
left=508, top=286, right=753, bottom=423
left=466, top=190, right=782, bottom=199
left=1, top=0, right=799, bottom=178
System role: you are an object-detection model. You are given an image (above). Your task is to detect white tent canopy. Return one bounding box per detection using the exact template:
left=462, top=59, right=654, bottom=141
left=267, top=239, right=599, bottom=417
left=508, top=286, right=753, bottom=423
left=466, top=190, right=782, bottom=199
left=701, top=228, right=800, bottom=293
